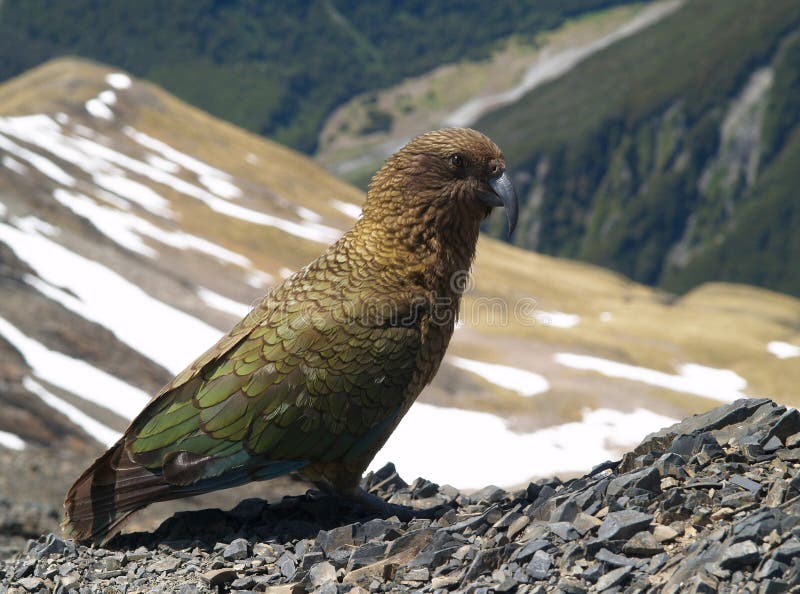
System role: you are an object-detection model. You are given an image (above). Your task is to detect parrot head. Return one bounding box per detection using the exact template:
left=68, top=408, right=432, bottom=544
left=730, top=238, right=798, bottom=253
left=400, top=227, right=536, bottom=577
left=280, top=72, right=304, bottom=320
left=364, top=127, right=518, bottom=237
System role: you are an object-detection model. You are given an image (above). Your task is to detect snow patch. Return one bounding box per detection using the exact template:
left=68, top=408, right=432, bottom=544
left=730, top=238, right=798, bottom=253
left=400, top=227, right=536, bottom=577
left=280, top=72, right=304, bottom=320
left=449, top=356, right=549, bottom=397
left=124, top=127, right=227, bottom=179
left=23, top=377, right=121, bottom=446
left=0, top=116, right=335, bottom=243
left=12, top=216, right=58, bottom=236
left=73, top=124, right=96, bottom=138
left=146, top=154, right=181, bottom=173
left=106, top=73, right=132, bottom=90
left=371, top=404, right=677, bottom=488
left=245, top=271, right=274, bottom=288
left=85, top=98, right=114, bottom=120
left=555, top=353, right=750, bottom=403
left=534, top=310, right=580, bottom=328
left=0, top=221, right=224, bottom=373
left=0, top=130, right=76, bottom=186
left=331, top=199, right=362, bottom=219
left=199, top=174, right=242, bottom=199
left=767, top=341, right=800, bottom=359
left=600, top=312, right=613, bottom=322
left=99, top=90, right=117, bottom=106
left=0, top=430, right=25, bottom=450
left=125, top=127, right=243, bottom=200
left=296, top=206, right=323, bottom=223
left=2, top=155, right=28, bottom=175
left=92, top=173, right=173, bottom=218
left=197, top=288, right=252, bottom=318
left=55, top=113, right=69, bottom=124
left=201, top=196, right=341, bottom=244
left=0, top=316, right=150, bottom=419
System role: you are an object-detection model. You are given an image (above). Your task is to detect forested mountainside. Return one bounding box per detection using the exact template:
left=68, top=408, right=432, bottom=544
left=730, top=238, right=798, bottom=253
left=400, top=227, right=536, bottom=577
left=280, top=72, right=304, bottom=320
left=477, top=0, right=800, bottom=297
left=0, top=0, right=633, bottom=153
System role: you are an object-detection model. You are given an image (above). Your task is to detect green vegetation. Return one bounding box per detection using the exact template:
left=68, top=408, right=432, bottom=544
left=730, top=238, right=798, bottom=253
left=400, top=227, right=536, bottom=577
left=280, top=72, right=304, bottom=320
left=477, top=0, right=800, bottom=297
left=0, top=0, right=632, bottom=153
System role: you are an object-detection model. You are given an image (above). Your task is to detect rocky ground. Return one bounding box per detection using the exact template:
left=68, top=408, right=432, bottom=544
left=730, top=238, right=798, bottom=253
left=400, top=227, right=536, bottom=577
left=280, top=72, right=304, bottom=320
left=3, top=398, right=800, bottom=593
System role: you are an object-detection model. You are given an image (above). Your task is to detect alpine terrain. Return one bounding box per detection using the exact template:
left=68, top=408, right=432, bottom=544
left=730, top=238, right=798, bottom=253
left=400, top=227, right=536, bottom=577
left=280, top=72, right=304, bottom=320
left=0, top=58, right=797, bottom=547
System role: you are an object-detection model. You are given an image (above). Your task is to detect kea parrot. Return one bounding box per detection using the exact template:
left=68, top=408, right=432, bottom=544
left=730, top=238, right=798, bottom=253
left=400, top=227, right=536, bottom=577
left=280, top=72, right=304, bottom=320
left=64, top=127, right=518, bottom=543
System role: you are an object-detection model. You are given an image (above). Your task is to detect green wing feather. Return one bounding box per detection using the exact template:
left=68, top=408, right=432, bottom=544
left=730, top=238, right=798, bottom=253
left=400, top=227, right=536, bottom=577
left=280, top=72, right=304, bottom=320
left=126, top=293, right=422, bottom=485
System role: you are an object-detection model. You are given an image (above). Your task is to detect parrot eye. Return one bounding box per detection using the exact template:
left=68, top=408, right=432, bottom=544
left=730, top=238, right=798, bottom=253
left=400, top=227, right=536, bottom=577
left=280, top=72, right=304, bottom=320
left=449, top=153, right=465, bottom=168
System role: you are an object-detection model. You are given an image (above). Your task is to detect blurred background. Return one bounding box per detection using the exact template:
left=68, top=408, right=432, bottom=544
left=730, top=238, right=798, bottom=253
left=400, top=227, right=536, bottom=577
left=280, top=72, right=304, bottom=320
left=0, top=0, right=798, bottom=551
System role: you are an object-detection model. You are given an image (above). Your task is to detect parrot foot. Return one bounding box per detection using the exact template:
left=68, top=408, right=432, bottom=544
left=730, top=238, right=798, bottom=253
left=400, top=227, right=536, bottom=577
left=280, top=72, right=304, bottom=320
left=351, top=488, right=449, bottom=522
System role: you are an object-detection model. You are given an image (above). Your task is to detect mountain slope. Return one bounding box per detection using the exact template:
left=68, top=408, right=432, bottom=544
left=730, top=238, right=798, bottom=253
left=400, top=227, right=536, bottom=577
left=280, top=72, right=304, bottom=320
left=0, top=60, right=797, bottom=542
left=315, top=2, right=676, bottom=188
left=0, top=0, right=635, bottom=153
left=476, top=0, right=800, bottom=297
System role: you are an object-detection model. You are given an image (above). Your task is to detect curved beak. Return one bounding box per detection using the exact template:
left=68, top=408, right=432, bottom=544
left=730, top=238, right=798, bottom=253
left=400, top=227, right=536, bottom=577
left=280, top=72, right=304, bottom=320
left=484, top=172, right=519, bottom=237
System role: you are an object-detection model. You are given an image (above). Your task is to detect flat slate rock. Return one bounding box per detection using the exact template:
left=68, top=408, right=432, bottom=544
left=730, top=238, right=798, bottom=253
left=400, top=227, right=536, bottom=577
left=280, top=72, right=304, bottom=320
left=3, top=399, right=800, bottom=593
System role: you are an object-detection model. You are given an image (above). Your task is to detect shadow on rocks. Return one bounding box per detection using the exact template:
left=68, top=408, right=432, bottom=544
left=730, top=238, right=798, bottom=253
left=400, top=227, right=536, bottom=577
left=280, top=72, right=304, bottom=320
left=106, top=463, right=453, bottom=552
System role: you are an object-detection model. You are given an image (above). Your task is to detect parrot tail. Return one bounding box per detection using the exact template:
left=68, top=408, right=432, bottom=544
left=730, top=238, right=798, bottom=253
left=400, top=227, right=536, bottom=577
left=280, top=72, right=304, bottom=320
left=63, top=439, right=176, bottom=545
left=63, top=439, right=307, bottom=544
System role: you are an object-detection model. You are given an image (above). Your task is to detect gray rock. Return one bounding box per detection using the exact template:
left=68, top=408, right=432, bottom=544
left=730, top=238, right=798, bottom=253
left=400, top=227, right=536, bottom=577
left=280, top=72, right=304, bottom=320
left=404, top=567, right=430, bottom=581
left=730, top=474, right=761, bottom=493
left=301, top=550, right=325, bottom=570
left=765, top=409, right=800, bottom=442
left=200, top=568, right=237, bottom=587
left=223, top=538, right=250, bottom=561
left=557, top=576, right=588, bottom=593
left=549, top=521, right=579, bottom=541
left=510, top=538, right=549, bottom=563
left=595, top=547, right=638, bottom=568
left=277, top=552, right=297, bottom=579
left=525, top=550, right=552, bottom=580
left=755, top=558, right=788, bottom=580
left=470, top=485, right=506, bottom=504
left=762, top=435, right=783, bottom=452
left=231, top=576, right=256, bottom=589
left=150, top=556, right=181, bottom=573
left=595, top=565, right=631, bottom=591
left=17, top=577, right=43, bottom=592
left=347, top=541, right=388, bottom=571
left=34, top=533, right=72, bottom=559
left=308, top=561, right=337, bottom=588
left=607, top=467, right=660, bottom=497
left=316, top=524, right=356, bottom=555
left=686, top=573, right=719, bottom=593
left=771, top=539, right=800, bottom=563
left=720, top=541, right=759, bottom=569
left=549, top=500, right=579, bottom=523
left=572, top=512, right=601, bottom=536
left=355, top=518, right=400, bottom=542
left=462, top=547, right=502, bottom=583
left=597, top=510, right=653, bottom=541
left=622, top=531, right=663, bottom=557
left=758, top=579, right=790, bottom=594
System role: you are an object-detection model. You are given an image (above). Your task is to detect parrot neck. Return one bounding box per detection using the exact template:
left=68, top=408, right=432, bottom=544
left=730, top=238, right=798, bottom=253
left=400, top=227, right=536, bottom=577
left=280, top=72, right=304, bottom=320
left=354, top=197, right=482, bottom=301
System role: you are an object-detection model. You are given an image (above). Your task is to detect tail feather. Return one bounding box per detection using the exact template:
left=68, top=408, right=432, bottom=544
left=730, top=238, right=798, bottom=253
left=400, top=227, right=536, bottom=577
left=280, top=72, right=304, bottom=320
left=63, top=439, right=174, bottom=544
left=63, top=439, right=307, bottom=544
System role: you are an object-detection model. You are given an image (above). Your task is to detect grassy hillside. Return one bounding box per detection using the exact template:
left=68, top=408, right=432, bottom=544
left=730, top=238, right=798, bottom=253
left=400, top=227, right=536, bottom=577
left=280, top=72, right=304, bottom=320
left=477, top=0, right=800, bottom=297
left=0, top=0, right=633, bottom=153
